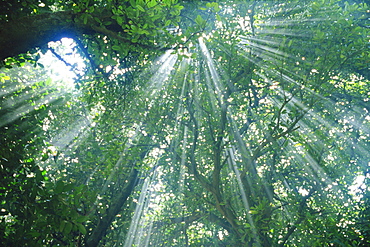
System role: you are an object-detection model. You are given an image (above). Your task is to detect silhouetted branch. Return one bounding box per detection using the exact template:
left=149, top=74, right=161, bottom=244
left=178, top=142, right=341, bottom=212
left=278, top=189, right=317, bottom=246
left=49, top=47, right=74, bottom=67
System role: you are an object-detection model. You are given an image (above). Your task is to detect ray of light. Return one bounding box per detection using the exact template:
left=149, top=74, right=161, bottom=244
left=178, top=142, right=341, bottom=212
left=145, top=50, right=178, bottom=99
left=88, top=50, right=179, bottom=205
left=254, top=68, right=329, bottom=103
left=240, top=35, right=288, bottom=49
left=179, top=126, right=188, bottom=195
left=172, top=58, right=190, bottom=132
left=199, top=37, right=224, bottom=104
left=279, top=94, right=370, bottom=158
left=258, top=4, right=344, bottom=27
left=114, top=50, right=181, bottom=245
left=97, top=124, right=143, bottom=196
left=257, top=28, right=309, bottom=37
left=239, top=38, right=292, bottom=61
left=225, top=141, right=260, bottom=239
left=0, top=76, right=43, bottom=98
left=123, top=169, right=158, bottom=247
left=49, top=115, right=91, bottom=149
left=258, top=17, right=337, bottom=27
left=0, top=91, right=65, bottom=128
left=199, top=29, right=368, bottom=245
left=264, top=88, right=367, bottom=201
left=198, top=37, right=266, bottom=245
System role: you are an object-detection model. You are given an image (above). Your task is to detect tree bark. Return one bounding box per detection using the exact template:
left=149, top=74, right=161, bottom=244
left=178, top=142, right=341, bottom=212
left=0, top=11, right=156, bottom=61
left=85, top=167, right=139, bottom=247
left=0, top=11, right=82, bottom=60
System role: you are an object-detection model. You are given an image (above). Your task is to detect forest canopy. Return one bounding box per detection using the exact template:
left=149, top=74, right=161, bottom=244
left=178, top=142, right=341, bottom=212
left=0, top=0, right=369, bottom=246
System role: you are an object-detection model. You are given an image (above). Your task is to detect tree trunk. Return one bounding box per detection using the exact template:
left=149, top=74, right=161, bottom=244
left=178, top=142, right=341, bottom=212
left=0, top=11, right=84, bottom=60
left=85, top=167, right=139, bottom=247
left=0, top=10, right=159, bottom=61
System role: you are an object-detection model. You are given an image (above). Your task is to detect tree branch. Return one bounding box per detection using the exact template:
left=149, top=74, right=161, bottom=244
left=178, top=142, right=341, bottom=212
left=278, top=189, right=317, bottom=246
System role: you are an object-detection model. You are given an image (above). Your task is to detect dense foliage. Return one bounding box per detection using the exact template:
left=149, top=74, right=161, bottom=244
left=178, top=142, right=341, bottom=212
left=1, top=0, right=369, bottom=246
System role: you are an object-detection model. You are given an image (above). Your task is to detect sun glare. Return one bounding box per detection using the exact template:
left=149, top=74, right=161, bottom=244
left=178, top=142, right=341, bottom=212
left=39, top=38, right=85, bottom=90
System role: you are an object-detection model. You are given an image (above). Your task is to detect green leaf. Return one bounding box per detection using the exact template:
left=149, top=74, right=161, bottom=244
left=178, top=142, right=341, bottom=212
left=195, top=15, right=204, bottom=26
left=288, top=39, right=293, bottom=47
left=76, top=223, right=87, bottom=235
left=147, top=0, right=157, bottom=8
left=76, top=215, right=88, bottom=223
left=83, top=14, right=88, bottom=25
left=2, top=75, right=10, bottom=80
left=55, top=180, right=64, bottom=194
left=63, top=183, right=75, bottom=192
left=216, top=14, right=221, bottom=22
left=112, top=45, right=121, bottom=51
left=63, top=221, right=73, bottom=235
left=60, top=220, right=66, bottom=232
left=116, top=16, right=123, bottom=25
left=41, top=153, right=48, bottom=161
left=213, top=5, right=220, bottom=12
left=137, top=5, right=145, bottom=12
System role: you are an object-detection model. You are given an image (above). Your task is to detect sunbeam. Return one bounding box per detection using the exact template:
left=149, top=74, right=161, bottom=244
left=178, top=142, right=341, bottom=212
left=123, top=169, right=158, bottom=247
